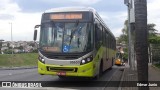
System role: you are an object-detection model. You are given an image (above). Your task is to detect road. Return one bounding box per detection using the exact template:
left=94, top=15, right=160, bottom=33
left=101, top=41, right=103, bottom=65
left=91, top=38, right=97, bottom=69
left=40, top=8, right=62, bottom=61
left=0, top=65, right=124, bottom=90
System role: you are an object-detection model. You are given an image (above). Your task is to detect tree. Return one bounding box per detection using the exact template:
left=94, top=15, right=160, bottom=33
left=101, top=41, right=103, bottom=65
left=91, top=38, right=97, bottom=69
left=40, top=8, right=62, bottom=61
left=134, top=0, right=149, bottom=90
left=149, top=36, right=160, bottom=44
left=147, top=23, right=158, bottom=63
left=117, top=20, right=128, bottom=44
left=148, top=23, right=157, bottom=37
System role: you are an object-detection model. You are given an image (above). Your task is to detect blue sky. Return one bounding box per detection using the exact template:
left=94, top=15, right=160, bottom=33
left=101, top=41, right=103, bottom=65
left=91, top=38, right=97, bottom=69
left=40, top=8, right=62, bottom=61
left=0, top=0, right=160, bottom=41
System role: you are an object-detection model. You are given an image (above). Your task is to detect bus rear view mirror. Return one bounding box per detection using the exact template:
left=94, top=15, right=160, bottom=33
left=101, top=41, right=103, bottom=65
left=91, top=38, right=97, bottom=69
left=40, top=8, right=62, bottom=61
left=33, top=30, right=37, bottom=41
left=33, top=25, right=41, bottom=41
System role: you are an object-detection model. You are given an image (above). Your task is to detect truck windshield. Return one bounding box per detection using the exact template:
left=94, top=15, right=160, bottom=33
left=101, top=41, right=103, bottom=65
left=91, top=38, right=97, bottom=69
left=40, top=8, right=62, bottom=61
left=39, top=22, right=93, bottom=53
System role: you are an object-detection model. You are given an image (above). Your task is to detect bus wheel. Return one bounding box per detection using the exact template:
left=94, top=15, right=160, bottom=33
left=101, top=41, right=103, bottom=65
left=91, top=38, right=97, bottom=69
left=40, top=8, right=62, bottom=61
left=109, top=59, right=113, bottom=70
left=95, top=61, right=103, bottom=80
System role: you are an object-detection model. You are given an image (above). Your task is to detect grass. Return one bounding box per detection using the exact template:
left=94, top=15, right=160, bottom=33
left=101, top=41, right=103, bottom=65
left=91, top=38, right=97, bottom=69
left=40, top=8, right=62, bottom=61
left=0, top=53, right=38, bottom=67
left=154, top=64, right=160, bottom=69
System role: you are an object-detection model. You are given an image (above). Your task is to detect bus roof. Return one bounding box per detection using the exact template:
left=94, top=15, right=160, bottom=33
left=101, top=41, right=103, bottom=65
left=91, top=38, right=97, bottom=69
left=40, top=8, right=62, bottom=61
left=44, top=7, right=96, bottom=13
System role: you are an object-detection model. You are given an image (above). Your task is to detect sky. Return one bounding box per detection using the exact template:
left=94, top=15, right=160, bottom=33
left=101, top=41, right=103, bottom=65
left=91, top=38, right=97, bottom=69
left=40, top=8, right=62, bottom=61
left=0, top=0, right=160, bottom=41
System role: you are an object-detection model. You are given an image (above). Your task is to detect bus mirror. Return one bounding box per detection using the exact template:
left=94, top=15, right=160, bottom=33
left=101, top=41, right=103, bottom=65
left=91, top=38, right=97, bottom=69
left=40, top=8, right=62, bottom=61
left=35, top=25, right=41, bottom=28
left=33, top=25, right=41, bottom=41
left=33, top=30, right=37, bottom=41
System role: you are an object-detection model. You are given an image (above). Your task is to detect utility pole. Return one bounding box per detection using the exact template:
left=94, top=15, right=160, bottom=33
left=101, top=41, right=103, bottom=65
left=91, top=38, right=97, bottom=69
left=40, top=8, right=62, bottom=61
left=124, top=0, right=135, bottom=70
left=9, top=23, right=13, bottom=54
left=134, top=0, right=149, bottom=90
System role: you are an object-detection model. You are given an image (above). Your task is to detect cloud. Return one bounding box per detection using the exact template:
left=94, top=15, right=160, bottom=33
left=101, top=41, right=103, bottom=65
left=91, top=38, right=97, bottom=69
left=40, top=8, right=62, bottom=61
left=0, top=0, right=21, bottom=14
left=0, top=14, right=14, bottom=20
left=147, top=0, right=160, bottom=32
left=14, top=0, right=103, bottom=13
left=0, top=12, right=41, bottom=41
left=99, top=11, right=127, bottom=37
left=41, top=0, right=102, bottom=5
left=70, top=0, right=102, bottom=5
left=0, top=0, right=41, bottom=41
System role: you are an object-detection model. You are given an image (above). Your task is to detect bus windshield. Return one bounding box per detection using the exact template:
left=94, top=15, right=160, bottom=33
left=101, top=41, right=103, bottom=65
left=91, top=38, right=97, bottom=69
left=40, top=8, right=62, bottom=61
left=39, top=22, right=93, bottom=53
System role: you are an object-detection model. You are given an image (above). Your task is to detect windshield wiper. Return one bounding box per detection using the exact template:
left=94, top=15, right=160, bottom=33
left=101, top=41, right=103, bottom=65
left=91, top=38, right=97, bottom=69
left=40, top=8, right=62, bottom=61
left=68, top=20, right=79, bottom=47
left=51, top=21, right=56, bottom=44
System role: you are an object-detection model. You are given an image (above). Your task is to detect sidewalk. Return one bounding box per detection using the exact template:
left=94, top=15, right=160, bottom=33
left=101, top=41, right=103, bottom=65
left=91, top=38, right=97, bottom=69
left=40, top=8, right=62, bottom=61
left=120, top=64, right=160, bottom=90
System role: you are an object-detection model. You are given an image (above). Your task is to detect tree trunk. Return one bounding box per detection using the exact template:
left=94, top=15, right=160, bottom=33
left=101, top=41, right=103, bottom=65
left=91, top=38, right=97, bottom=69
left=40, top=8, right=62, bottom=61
left=134, top=0, right=149, bottom=90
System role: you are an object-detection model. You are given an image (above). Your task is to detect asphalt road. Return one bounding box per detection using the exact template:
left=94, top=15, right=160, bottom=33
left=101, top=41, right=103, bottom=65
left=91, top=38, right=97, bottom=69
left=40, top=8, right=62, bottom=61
left=0, top=65, right=124, bottom=90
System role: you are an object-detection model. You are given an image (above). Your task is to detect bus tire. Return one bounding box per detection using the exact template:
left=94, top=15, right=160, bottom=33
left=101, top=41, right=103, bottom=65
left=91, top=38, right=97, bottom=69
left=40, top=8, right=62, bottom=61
left=95, top=60, right=103, bottom=79
left=109, top=59, right=113, bottom=70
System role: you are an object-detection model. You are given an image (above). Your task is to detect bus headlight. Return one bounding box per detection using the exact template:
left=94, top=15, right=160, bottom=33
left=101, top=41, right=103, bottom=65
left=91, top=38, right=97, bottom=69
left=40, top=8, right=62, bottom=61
left=38, top=55, right=45, bottom=64
left=81, top=60, right=86, bottom=64
left=80, top=55, right=93, bottom=65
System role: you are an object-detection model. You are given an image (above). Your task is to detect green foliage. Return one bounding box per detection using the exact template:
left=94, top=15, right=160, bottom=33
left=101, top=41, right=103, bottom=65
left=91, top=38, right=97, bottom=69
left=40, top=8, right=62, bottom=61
left=117, top=21, right=158, bottom=44
left=123, top=48, right=128, bottom=61
left=155, top=64, right=160, bottom=68
left=149, top=36, right=160, bottom=44
left=3, top=49, right=12, bottom=54
left=151, top=44, right=160, bottom=64
left=32, top=49, right=38, bottom=53
left=117, top=34, right=128, bottom=44
left=117, top=20, right=128, bottom=44
left=148, top=23, right=157, bottom=37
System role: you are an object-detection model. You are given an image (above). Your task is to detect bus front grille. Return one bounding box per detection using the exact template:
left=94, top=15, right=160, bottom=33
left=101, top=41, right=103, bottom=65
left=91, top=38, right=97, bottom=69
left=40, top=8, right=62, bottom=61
left=46, top=66, right=78, bottom=72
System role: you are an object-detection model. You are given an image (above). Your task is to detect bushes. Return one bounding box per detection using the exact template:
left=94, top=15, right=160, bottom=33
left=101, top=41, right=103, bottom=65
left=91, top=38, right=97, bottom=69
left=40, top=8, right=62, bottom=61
left=151, top=44, right=160, bottom=64
left=3, top=49, right=12, bottom=54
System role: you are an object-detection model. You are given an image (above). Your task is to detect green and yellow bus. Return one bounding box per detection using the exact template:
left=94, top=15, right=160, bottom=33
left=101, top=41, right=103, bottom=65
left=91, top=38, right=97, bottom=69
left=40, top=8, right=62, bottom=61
left=33, top=7, right=116, bottom=78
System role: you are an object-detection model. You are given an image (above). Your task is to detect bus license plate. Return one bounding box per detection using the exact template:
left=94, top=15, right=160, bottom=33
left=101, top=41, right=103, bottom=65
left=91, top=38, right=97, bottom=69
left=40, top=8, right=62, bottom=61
left=57, top=72, right=66, bottom=76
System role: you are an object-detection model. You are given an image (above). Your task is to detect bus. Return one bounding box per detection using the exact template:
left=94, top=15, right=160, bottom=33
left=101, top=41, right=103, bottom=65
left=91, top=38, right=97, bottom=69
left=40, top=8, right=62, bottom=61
left=33, top=7, right=116, bottom=78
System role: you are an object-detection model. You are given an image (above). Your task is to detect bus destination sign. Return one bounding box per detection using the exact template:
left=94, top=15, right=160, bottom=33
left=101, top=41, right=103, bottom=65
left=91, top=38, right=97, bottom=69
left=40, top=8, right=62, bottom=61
left=50, top=13, right=82, bottom=20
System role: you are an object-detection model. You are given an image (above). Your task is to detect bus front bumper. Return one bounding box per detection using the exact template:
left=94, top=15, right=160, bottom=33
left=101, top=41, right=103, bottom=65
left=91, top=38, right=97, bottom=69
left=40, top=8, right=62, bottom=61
left=38, top=61, right=95, bottom=77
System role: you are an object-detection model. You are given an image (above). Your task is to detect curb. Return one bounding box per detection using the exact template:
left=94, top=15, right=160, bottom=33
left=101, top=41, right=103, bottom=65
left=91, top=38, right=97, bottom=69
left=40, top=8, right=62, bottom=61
left=0, top=66, right=37, bottom=70
left=151, top=65, right=160, bottom=71
left=118, top=67, right=126, bottom=90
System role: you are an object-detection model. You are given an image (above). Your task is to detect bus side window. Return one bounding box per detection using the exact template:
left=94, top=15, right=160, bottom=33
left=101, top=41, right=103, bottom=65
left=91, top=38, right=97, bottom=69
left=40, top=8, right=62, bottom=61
left=103, top=28, right=106, bottom=46
left=95, top=23, right=102, bottom=49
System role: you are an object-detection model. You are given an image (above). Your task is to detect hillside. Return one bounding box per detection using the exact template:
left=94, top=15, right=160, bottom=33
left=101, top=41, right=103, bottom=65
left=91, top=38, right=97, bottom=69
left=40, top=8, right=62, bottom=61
left=0, top=53, right=38, bottom=67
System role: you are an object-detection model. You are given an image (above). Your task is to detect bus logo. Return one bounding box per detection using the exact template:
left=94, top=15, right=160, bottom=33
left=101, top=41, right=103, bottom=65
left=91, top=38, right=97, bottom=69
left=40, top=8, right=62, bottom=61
left=70, top=61, right=80, bottom=64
